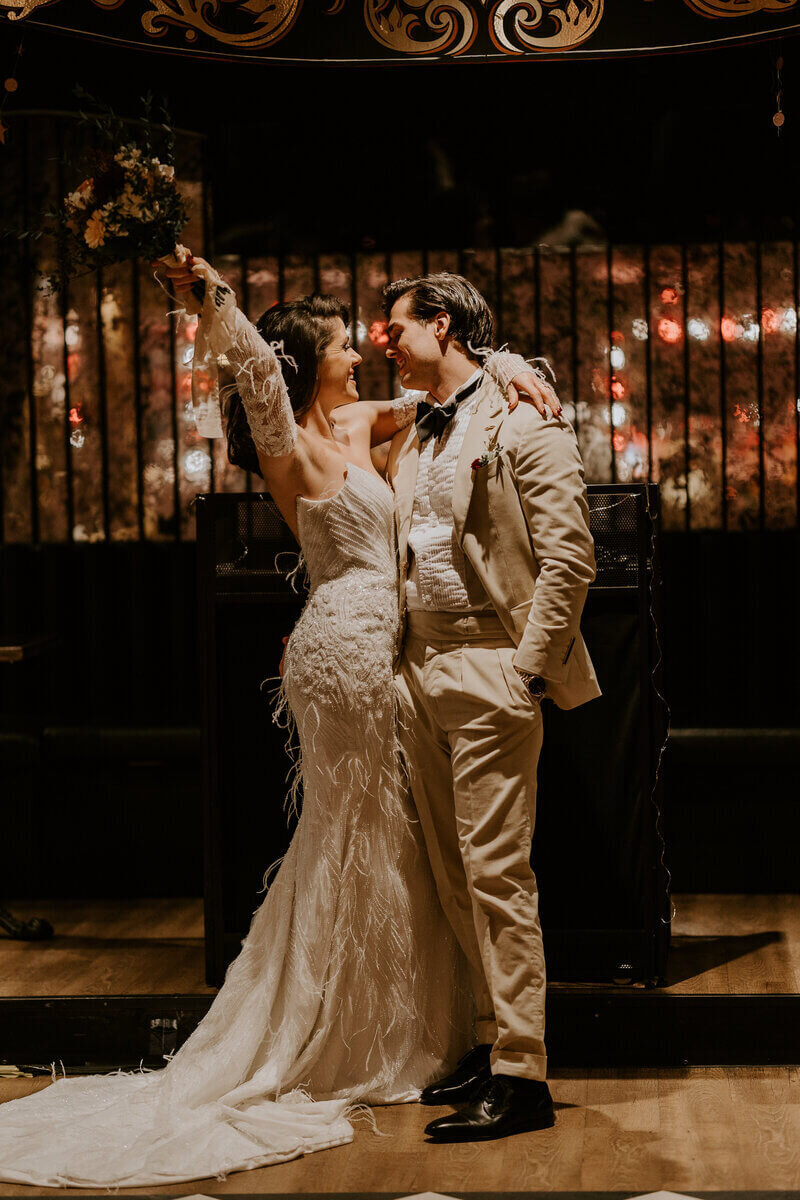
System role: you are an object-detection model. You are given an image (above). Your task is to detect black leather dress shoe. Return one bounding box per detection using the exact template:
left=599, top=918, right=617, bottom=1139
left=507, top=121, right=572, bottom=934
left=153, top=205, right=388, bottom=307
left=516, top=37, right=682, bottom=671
left=419, top=1043, right=492, bottom=1106
left=425, top=1074, right=555, bottom=1142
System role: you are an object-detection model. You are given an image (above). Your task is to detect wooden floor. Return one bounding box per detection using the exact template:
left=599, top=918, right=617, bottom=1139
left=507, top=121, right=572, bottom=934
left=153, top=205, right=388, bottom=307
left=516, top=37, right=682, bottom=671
left=3, top=894, right=800, bottom=997
left=665, top=894, right=800, bottom=994
left=0, top=899, right=213, bottom=997
left=1, top=1067, right=800, bottom=1194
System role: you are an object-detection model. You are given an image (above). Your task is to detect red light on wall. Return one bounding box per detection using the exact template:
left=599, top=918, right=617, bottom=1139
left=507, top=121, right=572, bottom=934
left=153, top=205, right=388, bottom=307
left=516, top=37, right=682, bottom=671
left=68, top=407, right=82, bottom=425
left=660, top=287, right=679, bottom=305
left=66, top=353, right=81, bottom=381
left=613, top=433, right=626, bottom=453
left=657, top=318, right=682, bottom=343
left=185, top=321, right=198, bottom=343
left=761, top=308, right=780, bottom=334
left=611, top=329, right=625, bottom=343
left=611, top=379, right=625, bottom=400
left=721, top=317, right=740, bottom=342
left=368, top=320, right=389, bottom=346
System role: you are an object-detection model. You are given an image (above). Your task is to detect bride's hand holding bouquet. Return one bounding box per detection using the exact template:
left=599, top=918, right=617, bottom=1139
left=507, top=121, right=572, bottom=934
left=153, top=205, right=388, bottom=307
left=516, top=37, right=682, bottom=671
left=154, top=247, right=207, bottom=315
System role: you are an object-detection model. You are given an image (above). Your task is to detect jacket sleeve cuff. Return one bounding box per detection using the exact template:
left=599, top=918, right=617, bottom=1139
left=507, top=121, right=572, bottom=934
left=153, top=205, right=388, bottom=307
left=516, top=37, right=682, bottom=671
left=512, top=626, right=578, bottom=684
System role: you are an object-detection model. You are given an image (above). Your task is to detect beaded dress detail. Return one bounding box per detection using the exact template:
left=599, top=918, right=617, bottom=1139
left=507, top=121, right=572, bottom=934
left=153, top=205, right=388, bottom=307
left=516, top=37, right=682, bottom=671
left=0, top=292, right=471, bottom=1189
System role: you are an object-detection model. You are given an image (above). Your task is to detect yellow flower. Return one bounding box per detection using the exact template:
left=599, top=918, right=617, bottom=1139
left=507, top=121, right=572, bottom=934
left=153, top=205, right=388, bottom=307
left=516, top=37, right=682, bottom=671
left=84, top=211, right=106, bottom=249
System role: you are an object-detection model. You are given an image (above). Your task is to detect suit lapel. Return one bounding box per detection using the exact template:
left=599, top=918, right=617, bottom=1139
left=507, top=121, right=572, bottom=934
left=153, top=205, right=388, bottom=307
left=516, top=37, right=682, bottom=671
left=452, top=378, right=506, bottom=542
left=391, top=421, right=421, bottom=564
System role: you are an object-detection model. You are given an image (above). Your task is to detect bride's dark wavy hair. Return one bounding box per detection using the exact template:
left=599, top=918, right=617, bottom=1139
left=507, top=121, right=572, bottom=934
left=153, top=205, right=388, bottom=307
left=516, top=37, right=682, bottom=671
left=226, top=294, right=350, bottom=478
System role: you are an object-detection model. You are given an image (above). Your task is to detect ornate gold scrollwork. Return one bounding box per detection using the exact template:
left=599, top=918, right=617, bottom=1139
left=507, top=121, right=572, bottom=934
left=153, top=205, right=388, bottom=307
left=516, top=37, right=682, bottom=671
left=488, top=0, right=603, bottom=53
left=138, top=0, right=303, bottom=46
left=364, top=0, right=478, bottom=55
left=0, top=0, right=54, bottom=22
left=684, top=0, right=796, bottom=15
left=1, top=0, right=302, bottom=44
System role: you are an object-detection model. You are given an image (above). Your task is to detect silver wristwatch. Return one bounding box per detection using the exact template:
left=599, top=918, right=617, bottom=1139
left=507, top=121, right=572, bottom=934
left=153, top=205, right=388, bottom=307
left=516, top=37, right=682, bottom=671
left=514, top=669, right=547, bottom=701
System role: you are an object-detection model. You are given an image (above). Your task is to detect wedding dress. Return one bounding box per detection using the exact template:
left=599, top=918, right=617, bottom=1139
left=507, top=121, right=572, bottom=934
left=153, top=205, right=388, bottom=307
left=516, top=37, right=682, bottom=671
left=0, top=273, right=525, bottom=1187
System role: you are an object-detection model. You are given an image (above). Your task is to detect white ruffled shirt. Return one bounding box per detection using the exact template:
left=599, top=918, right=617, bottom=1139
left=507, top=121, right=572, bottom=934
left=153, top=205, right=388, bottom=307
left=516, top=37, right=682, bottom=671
left=406, top=370, right=492, bottom=613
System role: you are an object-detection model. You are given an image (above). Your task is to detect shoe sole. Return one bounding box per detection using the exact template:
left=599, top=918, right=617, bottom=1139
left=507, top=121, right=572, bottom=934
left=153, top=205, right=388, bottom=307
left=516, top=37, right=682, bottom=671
left=426, top=1112, right=555, bottom=1143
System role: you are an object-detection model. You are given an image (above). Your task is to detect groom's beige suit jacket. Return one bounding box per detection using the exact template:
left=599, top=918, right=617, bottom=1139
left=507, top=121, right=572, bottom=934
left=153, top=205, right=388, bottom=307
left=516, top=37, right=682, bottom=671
left=387, top=374, right=601, bottom=711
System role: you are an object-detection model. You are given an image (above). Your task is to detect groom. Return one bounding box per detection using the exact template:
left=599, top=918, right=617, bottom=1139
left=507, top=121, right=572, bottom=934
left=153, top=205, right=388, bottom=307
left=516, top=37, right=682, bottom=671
left=384, top=273, right=600, bottom=1143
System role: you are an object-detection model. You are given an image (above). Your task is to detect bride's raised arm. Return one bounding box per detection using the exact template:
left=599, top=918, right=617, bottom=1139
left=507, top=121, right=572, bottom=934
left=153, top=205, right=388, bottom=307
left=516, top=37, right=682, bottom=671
left=160, top=252, right=298, bottom=460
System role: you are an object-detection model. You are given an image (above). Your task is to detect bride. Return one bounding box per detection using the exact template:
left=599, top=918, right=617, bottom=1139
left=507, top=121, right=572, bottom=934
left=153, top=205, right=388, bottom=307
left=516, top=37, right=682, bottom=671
left=0, top=252, right=552, bottom=1187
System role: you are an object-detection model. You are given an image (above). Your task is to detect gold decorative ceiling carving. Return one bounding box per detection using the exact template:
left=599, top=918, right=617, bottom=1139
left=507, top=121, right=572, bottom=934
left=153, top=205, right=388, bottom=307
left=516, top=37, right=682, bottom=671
left=1, top=0, right=797, bottom=58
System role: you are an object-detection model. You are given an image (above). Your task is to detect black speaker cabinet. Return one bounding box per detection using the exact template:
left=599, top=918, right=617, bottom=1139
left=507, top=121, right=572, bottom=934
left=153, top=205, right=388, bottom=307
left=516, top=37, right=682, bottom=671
left=197, top=483, right=670, bottom=988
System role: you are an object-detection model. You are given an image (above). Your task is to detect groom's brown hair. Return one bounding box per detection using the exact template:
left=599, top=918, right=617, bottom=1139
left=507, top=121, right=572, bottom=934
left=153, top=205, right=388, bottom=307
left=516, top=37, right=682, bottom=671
left=382, top=272, right=494, bottom=363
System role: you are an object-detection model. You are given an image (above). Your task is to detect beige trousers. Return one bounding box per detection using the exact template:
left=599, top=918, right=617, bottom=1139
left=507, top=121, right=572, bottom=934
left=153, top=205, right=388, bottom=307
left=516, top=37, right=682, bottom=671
left=394, top=609, right=547, bottom=1082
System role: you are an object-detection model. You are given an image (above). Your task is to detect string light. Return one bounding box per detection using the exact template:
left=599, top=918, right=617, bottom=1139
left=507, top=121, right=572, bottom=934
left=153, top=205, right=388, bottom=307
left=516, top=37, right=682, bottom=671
left=657, top=317, right=682, bottom=344
left=782, top=307, right=798, bottom=334
left=183, top=448, right=210, bottom=481
left=687, top=318, right=709, bottom=341
left=721, top=316, right=742, bottom=342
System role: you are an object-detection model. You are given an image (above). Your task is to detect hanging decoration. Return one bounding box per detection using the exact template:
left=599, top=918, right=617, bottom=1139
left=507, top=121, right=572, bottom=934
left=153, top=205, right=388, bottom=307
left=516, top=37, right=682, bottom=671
left=773, top=49, right=786, bottom=130
left=0, top=37, right=22, bottom=145
left=0, top=0, right=798, bottom=62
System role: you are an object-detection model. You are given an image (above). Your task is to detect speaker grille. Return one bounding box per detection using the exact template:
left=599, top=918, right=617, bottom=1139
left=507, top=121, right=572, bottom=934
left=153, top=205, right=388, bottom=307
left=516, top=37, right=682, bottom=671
left=588, top=490, right=645, bottom=590
left=213, top=496, right=300, bottom=584
left=205, top=486, right=653, bottom=593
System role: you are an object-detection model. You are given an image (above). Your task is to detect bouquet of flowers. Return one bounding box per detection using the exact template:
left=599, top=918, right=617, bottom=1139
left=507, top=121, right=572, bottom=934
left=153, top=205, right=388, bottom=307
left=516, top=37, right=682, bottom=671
left=60, top=142, right=188, bottom=276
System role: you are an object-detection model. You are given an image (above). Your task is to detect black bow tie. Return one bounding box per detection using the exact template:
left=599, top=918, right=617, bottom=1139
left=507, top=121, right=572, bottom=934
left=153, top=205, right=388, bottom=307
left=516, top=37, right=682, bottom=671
left=415, top=374, right=483, bottom=445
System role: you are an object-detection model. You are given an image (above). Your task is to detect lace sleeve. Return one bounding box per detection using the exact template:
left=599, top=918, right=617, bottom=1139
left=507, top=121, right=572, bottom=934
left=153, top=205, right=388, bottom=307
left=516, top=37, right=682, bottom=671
left=469, top=344, right=557, bottom=393
left=191, top=263, right=297, bottom=457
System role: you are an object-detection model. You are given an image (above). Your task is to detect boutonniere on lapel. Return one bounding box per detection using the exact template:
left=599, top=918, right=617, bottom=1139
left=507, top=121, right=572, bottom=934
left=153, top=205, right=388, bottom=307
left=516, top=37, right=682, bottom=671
left=471, top=427, right=503, bottom=472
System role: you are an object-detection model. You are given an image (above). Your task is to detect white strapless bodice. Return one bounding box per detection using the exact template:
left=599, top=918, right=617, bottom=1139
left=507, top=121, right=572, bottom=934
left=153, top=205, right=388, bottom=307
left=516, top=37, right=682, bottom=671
left=296, top=463, right=397, bottom=592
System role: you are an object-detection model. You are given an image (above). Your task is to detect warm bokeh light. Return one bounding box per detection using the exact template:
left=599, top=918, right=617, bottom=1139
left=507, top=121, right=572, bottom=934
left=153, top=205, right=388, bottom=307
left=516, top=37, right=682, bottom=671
left=368, top=320, right=389, bottom=346
left=657, top=317, right=682, bottom=343
left=720, top=316, right=742, bottom=342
